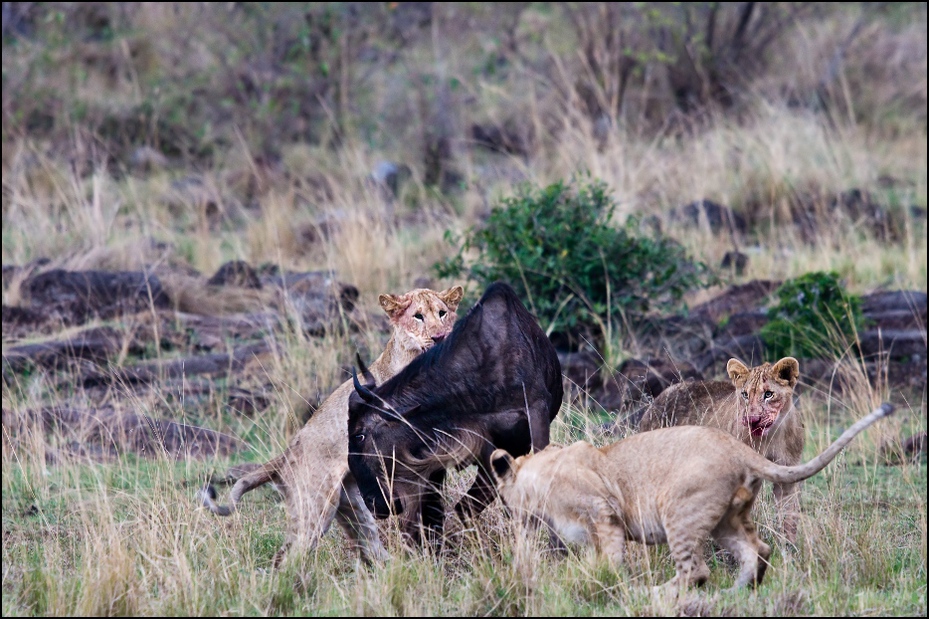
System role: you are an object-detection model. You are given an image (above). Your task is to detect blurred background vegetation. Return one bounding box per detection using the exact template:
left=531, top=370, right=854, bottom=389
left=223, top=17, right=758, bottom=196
left=3, top=3, right=925, bottom=293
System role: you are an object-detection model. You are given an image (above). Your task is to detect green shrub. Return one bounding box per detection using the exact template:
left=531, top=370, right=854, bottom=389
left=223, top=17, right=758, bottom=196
left=760, top=271, right=866, bottom=359
left=434, top=177, right=713, bottom=348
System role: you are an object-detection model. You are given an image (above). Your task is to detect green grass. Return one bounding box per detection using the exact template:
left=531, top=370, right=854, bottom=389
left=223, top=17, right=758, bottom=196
left=3, top=398, right=925, bottom=616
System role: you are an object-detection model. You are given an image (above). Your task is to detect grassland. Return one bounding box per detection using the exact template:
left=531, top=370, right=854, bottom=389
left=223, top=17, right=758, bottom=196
left=2, top=3, right=927, bottom=616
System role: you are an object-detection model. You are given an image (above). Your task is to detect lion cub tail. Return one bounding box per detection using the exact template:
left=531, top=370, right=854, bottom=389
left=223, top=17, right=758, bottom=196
left=198, top=459, right=280, bottom=516
left=760, top=403, right=895, bottom=484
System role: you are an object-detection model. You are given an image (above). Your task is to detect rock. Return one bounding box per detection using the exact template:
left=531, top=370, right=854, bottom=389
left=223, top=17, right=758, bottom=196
left=867, top=310, right=927, bottom=331
left=207, top=261, right=262, bottom=289
left=369, top=161, right=412, bottom=199
left=2, top=305, right=54, bottom=339
left=693, top=335, right=766, bottom=374
left=615, top=357, right=704, bottom=403
left=861, top=290, right=927, bottom=318
left=226, top=387, right=272, bottom=416
left=296, top=211, right=349, bottom=246
left=78, top=341, right=272, bottom=387
left=689, top=280, right=781, bottom=324
left=788, top=188, right=908, bottom=242
left=669, top=199, right=747, bottom=236
left=470, top=121, right=533, bottom=157
left=20, top=269, right=170, bottom=325
left=717, top=310, right=769, bottom=338
left=3, top=406, right=248, bottom=460
left=259, top=269, right=360, bottom=333
left=558, top=350, right=604, bottom=393
left=721, top=251, right=748, bottom=276
left=2, top=258, right=50, bottom=291
left=2, top=326, right=140, bottom=377
left=858, top=329, right=927, bottom=359
left=636, top=313, right=715, bottom=361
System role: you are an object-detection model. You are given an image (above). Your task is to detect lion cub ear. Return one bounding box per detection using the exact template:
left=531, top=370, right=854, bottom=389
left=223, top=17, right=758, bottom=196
left=726, top=358, right=750, bottom=385
left=440, top=285, right=464, bottom=312
left=772, top=357, right=800, bottom=387
left=490, top=449, right=516, bottom=482
left=378, top=293, right=412, bottom=321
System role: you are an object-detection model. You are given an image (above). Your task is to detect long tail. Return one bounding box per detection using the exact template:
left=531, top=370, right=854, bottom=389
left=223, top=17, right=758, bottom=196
left=759, top=403, right=895, bottom=484
left=198, top=458, right=280, bottom=516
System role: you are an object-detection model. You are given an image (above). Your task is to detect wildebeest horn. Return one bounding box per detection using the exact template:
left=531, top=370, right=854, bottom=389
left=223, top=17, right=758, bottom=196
left=355, top=352, right=376, bottom=385
left=352, top=366, right=378, bottom=403
left=351, top=366, right=403, bottom=422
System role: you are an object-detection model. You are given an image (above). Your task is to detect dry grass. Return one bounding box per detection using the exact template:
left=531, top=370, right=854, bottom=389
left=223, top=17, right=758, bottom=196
left=3, top=367, right=924, bottom=615
left=2, top=3, right=926, bottom=616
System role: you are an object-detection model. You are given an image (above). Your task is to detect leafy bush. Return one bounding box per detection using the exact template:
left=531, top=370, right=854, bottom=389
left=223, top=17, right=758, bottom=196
left=434, top=178, right=713, bottom=348
left=760, top=271, right=866, bottom=359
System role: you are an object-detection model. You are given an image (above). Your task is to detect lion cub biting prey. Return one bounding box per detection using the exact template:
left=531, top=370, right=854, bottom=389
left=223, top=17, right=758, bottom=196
left=200, top=285, right=462, bottom=565
left=637, top=357, right=804, bottom=541
left=492, top=403, right=894, bottom=589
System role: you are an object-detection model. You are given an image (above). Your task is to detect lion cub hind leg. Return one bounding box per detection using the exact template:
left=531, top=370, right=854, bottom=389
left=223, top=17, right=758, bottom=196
left=711, top=484, right=771, bottom=588
left=660, top=498, right=734, bottom=589
left=275, top=476, right=343, bottom=566
left=662, top=521, right=713, bottom=589
left=592, top=515, right=627, bottom=567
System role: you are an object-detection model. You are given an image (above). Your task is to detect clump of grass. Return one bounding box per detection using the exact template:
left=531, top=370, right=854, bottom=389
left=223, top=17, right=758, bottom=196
left=760, top=271, right=866, bottom=360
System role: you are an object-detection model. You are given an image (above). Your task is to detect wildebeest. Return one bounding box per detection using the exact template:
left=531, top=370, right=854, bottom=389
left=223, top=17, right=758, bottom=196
left=348, top=281, right=564, bottom=545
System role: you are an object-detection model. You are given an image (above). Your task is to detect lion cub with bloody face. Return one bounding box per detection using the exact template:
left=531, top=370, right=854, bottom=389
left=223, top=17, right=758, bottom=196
left=637, top=357, right=804, bottom=541
left=492, top=404, right=893, bottom=590
left=200, top=285, right=462, bottom=564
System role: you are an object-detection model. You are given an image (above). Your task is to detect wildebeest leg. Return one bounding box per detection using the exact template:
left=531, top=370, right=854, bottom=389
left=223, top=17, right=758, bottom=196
left=528, top=399, right=553, bottom=452
left=335, top=472, right=388, bottom=563
left=421, top=468, right=446, bottom=549
left=399, top=469, right=446, bottom=550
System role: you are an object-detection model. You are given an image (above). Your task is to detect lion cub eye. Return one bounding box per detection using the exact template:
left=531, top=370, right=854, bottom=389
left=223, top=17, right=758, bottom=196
left=741, top=391, right=749, bottom=399
left=414, top=313, right=424, bottom=321
left=763, top=391, right=774, bottom=400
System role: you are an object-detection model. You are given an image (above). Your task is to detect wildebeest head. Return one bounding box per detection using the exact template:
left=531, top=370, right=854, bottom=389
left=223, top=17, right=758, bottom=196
left=347, top=368, right=413, bottom=518
left=348, top=363, right=480, bottom=519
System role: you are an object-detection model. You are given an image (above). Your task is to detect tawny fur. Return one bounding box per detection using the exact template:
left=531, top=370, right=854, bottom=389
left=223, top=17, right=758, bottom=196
left=637, top=357, right=804, bottom=541
left=199, top=285, right=463, bottom=564
left=493, top=403, right=893, bottom=590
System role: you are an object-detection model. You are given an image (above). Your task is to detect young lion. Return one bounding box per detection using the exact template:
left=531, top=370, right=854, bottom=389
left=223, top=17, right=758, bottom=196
left=200, top=285, right=463, bottom=564
left=492, top=403, right=894, bottom=589
left=636, top=357, right=804, bottom=541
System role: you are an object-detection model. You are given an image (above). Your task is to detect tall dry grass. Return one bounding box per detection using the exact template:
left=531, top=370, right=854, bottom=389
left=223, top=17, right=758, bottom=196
left=2, top=3, right=926, bottom=616
left=3, top=342, right=924, bottom=615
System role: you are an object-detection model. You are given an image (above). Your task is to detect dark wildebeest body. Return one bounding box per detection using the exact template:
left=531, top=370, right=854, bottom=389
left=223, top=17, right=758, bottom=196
left=348, top=282, right=563, bottom=546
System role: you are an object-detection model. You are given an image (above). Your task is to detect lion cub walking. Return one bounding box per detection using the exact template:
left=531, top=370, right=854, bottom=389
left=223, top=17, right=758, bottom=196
left=637, top=357, right=804, bottom=540
left=492, top=403, right=893, bottom=589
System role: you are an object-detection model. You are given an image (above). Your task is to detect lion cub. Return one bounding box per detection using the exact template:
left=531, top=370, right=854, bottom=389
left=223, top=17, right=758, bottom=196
left=200, top=285, right=462, bottom=564
left=492, top=404, right=893, bottom=589
left=637, top=357, right=804, bottom=541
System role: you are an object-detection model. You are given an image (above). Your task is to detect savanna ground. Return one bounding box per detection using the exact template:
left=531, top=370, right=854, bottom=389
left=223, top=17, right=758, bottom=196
left=2, top=3, right=927, bottom=616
